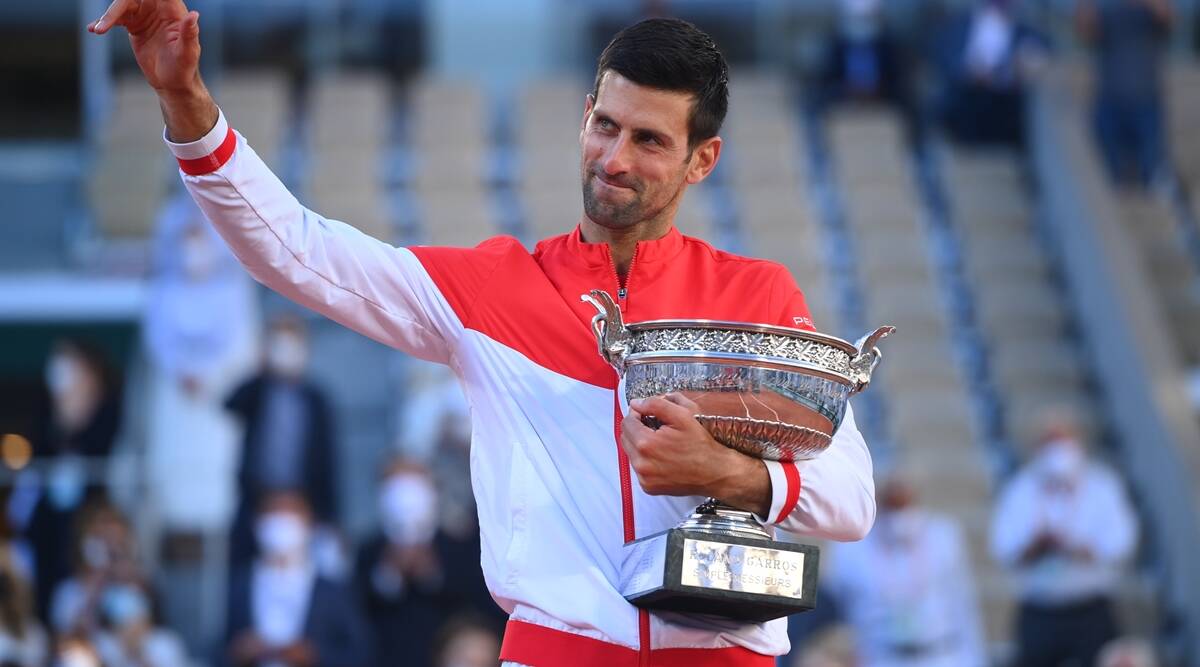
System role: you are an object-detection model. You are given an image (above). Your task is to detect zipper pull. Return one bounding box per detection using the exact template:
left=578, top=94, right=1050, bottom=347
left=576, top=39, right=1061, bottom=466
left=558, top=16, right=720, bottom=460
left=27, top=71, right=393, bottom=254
left=618, top=287, right=627, bottom=300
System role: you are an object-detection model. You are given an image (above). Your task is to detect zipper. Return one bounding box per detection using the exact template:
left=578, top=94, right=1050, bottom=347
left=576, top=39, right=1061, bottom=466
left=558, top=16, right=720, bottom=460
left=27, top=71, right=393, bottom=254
left=606, top=243, right=638, bottom=310
left=607, top=242, right=649, bottom=663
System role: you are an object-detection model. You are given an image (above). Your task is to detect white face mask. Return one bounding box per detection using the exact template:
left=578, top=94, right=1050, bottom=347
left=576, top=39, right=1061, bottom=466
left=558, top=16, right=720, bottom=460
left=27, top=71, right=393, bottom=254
left=266, top=333, right=307, bottom=378
left=45, top=354, right=79, bottom=397
left=379, top=474, right=438, bottom=547
left=181, top=232, right=216, bottom=280
left=256, top=512, right=310, bottom=559
left=1039, top=438, right=1085, bottom=482
left=102, top=583, right=150, bottom=628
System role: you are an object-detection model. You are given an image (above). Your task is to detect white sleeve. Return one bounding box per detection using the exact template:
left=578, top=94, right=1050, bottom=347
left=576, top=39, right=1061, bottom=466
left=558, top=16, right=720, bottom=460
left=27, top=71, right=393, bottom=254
left=164, top=109, right=460, bottom=364
left=760, top=404, right=876, bottom=542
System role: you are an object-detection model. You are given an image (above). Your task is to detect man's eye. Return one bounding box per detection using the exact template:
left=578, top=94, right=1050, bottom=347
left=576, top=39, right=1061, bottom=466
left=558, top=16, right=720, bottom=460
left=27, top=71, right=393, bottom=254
left=597, top=119, right=613, bottom=130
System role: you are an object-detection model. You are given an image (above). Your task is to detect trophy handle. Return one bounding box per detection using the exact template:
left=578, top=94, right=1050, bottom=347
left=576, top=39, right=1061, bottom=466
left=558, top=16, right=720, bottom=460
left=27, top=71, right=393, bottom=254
left=580, top=290, right=631, bottom=373
left=848, top=326, right=895, bottom=393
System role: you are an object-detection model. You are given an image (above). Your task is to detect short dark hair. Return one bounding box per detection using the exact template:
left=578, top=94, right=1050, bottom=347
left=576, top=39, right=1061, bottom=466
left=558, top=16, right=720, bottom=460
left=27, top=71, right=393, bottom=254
left=593, top=18, right=729, bottom=150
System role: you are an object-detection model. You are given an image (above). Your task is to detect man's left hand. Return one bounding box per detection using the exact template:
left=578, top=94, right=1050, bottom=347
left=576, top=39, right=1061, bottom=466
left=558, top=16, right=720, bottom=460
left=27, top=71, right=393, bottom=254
left=621, top=393, right=770, bottom=517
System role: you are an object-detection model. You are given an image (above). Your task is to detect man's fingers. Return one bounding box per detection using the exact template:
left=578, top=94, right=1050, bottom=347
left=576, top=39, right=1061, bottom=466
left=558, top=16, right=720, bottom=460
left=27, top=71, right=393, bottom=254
left=629, top=395, right=694, bottom=428
left=88, top=0, right=136, bottom=33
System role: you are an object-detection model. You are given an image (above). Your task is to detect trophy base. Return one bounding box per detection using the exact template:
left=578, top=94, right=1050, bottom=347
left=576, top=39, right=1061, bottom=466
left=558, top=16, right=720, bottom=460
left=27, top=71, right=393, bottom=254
left=620, top=508, right=819, bottom=623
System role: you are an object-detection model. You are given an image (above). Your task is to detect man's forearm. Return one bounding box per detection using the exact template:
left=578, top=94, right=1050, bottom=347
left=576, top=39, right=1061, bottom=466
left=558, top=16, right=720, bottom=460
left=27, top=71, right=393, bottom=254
left=158, top=76, right=220, bottom=143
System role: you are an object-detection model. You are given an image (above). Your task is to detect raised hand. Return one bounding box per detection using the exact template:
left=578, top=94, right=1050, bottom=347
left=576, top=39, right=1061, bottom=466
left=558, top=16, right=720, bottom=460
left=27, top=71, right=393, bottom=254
left=88, top=0, right=200, bottom=94
left=87, top=0, right=217, bottom=142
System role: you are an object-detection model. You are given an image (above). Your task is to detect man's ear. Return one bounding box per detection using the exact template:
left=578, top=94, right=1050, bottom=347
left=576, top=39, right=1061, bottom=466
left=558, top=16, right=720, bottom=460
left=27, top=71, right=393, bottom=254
left=581, top=94, right=595, bottom=132
left=685, top=136, right=723, bottom=185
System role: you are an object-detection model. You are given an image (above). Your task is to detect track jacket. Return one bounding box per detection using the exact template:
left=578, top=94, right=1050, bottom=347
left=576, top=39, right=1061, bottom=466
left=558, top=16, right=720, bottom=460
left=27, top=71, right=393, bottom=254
left=166, top=110, right=876, bottom=667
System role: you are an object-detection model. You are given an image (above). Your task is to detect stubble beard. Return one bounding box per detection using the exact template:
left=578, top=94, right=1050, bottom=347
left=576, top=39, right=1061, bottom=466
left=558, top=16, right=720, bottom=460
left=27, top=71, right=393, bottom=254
left=581, top=167, right=686, bottom=232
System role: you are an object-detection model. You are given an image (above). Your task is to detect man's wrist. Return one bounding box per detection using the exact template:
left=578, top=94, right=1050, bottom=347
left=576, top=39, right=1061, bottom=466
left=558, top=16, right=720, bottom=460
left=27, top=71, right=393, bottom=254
left=157, top=77, right=219, bottom=143
left=712, top=450, right=771, bottom=518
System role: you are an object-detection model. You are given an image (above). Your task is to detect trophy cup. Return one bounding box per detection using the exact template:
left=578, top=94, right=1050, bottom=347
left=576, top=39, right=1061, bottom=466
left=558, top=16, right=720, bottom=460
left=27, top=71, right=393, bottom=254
left=581, top=289, right=892, bottom=622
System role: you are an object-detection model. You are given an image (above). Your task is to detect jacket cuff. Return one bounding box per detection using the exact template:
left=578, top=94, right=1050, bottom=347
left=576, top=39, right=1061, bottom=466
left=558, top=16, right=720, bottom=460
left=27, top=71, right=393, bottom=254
left=163, top=108, right=236, bottom=175
left=756, top=460, right=802, bottom=525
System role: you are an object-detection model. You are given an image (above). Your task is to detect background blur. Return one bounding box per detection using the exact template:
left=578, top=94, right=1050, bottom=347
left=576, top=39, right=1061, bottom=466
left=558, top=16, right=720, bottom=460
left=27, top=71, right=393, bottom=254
left=2, top=0, right=1200, bottom=666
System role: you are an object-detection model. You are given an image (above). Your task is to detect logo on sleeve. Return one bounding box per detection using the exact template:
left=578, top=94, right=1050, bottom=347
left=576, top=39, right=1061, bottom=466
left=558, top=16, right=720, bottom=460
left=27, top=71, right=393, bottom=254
left=792, top=316, right=814, bottom=328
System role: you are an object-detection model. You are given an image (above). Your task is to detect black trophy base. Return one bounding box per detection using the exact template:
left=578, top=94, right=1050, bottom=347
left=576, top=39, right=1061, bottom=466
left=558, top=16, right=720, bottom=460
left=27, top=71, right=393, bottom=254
left=620, top=527, right=819, bottom=623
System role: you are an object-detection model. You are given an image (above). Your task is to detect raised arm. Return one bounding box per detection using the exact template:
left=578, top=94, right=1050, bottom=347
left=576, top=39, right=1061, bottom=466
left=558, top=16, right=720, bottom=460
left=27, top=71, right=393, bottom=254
left=88, top=0, right=492, bottom=363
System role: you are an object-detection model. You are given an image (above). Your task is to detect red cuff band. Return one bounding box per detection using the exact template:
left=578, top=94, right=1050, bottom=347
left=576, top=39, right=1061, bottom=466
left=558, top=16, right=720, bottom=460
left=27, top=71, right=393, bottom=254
left=774, top=462, right=801, bottom=524
left=176, top=126, right=237, bottom=175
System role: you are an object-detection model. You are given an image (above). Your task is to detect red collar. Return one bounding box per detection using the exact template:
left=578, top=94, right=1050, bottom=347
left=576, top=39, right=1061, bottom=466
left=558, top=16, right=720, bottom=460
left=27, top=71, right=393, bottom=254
left=562, top=224, right=686, bottom=269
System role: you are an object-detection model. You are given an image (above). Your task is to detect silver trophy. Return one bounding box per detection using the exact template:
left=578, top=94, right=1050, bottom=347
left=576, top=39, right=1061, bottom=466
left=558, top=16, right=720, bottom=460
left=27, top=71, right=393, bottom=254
left=582, top=289, right=892, bottom=622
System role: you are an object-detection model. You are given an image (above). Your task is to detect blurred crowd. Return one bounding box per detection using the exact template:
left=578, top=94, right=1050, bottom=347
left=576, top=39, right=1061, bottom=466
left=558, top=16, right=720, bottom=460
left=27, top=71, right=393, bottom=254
left=6, top=189, right=504, bottom=667
left=2, top=0, right=1189, bottom=666
left=810, top=0, right=1177, bottom=190
left=787, top=412, right=1144, bottom=667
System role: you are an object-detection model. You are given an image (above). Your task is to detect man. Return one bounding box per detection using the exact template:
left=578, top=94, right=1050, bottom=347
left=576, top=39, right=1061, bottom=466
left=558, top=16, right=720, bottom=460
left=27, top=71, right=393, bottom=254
left=1076, top=0, right=1174, bottom=187
left=225, top=315, right=338, bottom=569
left=225, top=491, right=370, bottom=667
left=933, top=0, right=1045, bottom=147
left=355, top=459, right=502, bottom=667
left=990, top=411, right=1138, bottom=667
left=89, top=5, right=876, bottom=663
left=825, top=472, right=985, bottom=667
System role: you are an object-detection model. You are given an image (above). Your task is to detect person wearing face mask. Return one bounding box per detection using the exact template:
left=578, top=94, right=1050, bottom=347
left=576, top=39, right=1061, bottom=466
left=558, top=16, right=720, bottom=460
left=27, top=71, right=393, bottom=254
left=226, top=491, right=369, bottom=667
left=225, top=316, right=339, bottom=571
left=354, top=461, right=501, bottom=667
left=27, top=339, right=122, bottom=625
left=93, top=581, right=191, bottom=667
left=990, top=409, right=1139, bottom=667
left=824, top=471, right=985, bottom=667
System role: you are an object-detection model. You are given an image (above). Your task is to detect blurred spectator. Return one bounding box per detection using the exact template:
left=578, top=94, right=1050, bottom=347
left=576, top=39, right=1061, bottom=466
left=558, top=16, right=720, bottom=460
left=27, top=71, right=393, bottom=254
left=144, top=192, right=259, bottom=538
left=1098, top=637, right=1159, bottom=667
left=1076, top=0, right=1174, bottom=188
left=355, top=461, right=500, bottom=667
left=27, top=339, right=122, bottom=623
left=0, top=545, right=48, bottom=667
left=226, top=316, right=338, bottom=569
left=46, top=498, right=191, bottom=665
left=49, top=500, right=144, bottom=636
left=226, top=491, right=369, bottom=667
left=990, top=410, right=1138, bottom=667
left=429, top=615, right=499, bottom=667
left=933, top=0, right=1045, bottom=147
left=824, top=472, right=985, bottom=667
left=92, top=581, right=190, bottom=667
left=395, top=363, right=478, bottom=548
left=810, top=0, right=922, bottom=144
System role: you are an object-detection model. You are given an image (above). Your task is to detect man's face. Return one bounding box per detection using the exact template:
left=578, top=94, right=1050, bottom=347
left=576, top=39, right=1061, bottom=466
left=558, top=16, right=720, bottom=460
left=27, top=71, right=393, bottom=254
left=580, top=72, right=697, bottom=231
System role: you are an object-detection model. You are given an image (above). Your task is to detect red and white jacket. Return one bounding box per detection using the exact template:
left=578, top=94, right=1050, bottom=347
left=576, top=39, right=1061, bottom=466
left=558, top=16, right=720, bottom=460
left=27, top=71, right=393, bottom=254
left=167, top=111, right=876, bottom=666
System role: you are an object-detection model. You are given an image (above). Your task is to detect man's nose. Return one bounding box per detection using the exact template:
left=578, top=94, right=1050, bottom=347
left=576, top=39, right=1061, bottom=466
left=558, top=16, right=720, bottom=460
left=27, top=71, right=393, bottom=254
left=600, top=134, right=633, bottom=176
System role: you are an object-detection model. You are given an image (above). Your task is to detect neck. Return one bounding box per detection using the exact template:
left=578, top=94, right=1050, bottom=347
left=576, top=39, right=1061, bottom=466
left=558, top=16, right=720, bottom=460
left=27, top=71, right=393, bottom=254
left=578, top=216, right=673, bottom=281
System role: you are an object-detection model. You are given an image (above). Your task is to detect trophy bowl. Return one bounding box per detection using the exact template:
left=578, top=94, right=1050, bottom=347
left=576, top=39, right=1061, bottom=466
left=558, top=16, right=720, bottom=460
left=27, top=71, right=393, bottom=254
left=582, top=289, right=893, bottom=464
left=581, top=289, right=893, bottom=621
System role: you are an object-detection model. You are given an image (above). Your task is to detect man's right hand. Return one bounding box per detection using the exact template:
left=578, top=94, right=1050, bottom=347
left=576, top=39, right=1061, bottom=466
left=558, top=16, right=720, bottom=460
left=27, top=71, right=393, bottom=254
left=88, top=0, right=218, bottom=142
